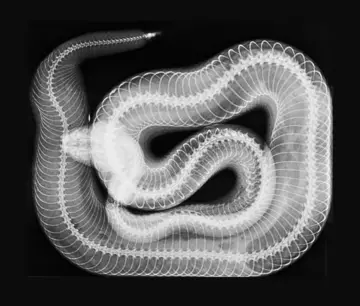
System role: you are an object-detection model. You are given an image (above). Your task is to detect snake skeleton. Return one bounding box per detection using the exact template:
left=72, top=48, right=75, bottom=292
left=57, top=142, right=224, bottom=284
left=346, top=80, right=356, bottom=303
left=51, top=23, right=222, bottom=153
left=30, top=30, right=332, bottom=276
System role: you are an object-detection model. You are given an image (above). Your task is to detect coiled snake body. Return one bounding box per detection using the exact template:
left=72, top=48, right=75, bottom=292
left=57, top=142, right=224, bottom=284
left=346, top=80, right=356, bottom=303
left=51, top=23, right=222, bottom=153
left=31, top=30, right=332, bottom=276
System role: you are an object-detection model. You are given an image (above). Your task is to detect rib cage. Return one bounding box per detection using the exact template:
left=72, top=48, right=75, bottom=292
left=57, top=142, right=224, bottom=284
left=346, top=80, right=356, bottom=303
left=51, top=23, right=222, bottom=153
left=30, top=30, right=332, bottom=276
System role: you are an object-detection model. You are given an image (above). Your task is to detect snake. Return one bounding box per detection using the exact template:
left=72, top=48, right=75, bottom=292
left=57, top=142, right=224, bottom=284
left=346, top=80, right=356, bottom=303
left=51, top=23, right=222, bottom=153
left=30, top=29, right=332, bottom=276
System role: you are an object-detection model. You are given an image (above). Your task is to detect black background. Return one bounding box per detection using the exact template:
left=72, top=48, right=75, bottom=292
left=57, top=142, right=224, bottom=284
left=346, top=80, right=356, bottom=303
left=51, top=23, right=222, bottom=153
left=26, top=18, right=334, bottom=279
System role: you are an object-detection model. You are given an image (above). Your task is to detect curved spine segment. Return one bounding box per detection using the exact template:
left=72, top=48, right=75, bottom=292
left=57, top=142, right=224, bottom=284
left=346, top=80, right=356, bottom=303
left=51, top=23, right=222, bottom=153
left=31, top=32, right=332, bottom=277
